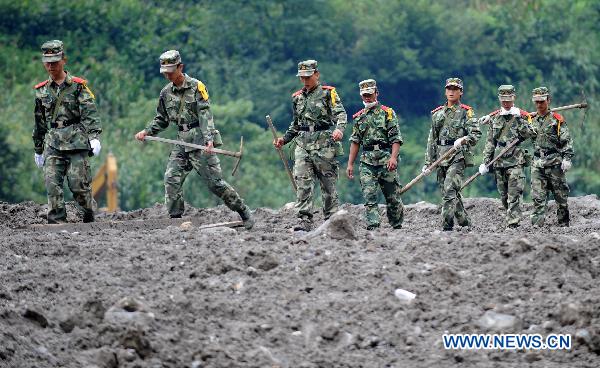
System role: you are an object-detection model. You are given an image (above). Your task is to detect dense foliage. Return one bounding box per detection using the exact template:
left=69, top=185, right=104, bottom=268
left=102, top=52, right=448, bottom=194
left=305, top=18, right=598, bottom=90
left=0, top=0, right=597, bottom=210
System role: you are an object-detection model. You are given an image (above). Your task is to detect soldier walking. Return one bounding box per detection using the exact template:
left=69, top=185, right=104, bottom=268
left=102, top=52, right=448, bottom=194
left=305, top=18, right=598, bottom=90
left=135, top=50, right=254, bottom=229
left=423, top=78, right=481, bottom=231
left=479, top=85, right=536, bottom=228
left=346, top=79, right=404, bottom=230
left=33, top=40, right=102, bottom=224
left=530, top=87, right=574, bottom=226
left=273, top=60, right=347, bottom=231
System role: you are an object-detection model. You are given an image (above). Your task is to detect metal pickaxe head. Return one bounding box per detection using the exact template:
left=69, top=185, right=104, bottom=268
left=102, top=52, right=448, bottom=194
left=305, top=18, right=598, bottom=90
left=231, top=136, right=243, bottom=176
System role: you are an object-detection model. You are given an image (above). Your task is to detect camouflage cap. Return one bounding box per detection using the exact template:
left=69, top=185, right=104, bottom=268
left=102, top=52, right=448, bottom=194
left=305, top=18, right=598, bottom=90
left=296, top=60, right=318, bottom=77
left=359, top=79, right=377, bottom=95
left=41, top=40, right=65, bottom=62
left=445, top=77, right=463, bottom=90
left=532, top=86, right=550, bottom=102
left=159, top=50, right=182, bottom=73
left=498, top=84, right=516, bottom=101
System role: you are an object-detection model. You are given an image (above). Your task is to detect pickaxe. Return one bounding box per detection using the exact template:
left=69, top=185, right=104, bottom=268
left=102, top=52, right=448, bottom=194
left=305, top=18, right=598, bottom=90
left=143, top=135, right=244, bottom=176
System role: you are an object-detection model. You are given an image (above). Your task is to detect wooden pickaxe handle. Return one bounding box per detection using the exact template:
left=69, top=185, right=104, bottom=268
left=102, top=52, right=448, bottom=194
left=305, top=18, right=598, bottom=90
left=399, top=147, right=458, bottom=195
left=266, top=115, right=297, bottom=192
left=143, top=135, right=241, bottom=158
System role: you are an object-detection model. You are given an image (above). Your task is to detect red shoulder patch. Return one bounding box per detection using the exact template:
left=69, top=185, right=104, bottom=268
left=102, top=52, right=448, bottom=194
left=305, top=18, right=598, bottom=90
left=430, top=105, right=444, bottom=114
left=72, top=76, right=87, bottom=84
left=292, top=89, right=303, bottom=97
left=520, top=109, right=530, bottom=117
left=460, top=103, right=472, bottom=110
left=34, top=80, right=49, bottom=89
left=321, top=85, right=334, bottom=90
left=381, top=105, right=390, bottom=111
left=352, top=109, right=365, bottom=119
left=489, top=109, right=500, bottom=116
left=552, top=112, right=564, bottom=122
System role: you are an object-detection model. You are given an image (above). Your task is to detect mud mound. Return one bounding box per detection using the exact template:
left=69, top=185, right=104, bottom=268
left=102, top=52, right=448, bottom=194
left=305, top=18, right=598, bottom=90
left=1, top=196, right=600, bottom=367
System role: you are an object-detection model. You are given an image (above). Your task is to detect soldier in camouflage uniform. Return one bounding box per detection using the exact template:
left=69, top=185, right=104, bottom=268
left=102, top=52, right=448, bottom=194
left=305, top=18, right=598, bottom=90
left=423, top=78, right=481, bottom=231
left=479, top=85, right=536, bottom=228
left=33, top=40, right=102, bottom=224
left=273, top=60, right=347, bottom=231
left=135, top=50, right=254, bottom=229
left=347, top=79, right=404, bottom=230
left=530, top=87, right=574, bottom=226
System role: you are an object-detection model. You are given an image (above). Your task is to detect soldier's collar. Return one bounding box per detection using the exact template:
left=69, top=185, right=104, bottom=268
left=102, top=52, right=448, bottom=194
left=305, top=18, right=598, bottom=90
left=50, top=71, right=71, bottom=87
left=445, top=101, right=459, bottom=110
left=171, top=74, right=193, bottom=92
left=303, top=82, right=321, bottom=94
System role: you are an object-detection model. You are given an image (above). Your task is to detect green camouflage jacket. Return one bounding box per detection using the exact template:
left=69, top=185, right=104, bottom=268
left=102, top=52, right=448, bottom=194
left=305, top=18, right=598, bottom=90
left=482, top=108, right=536, bottom=168
left=350, top=103, right=403, bottom=166
left=145, top=74, right=218, bottom=152
left=426, top=103, right=480, bottom=167
left=531, top=111, right=574, bottom=168
left=282, top=83, right=347, bottom=153
left=33, top=72, right=102, bottom=154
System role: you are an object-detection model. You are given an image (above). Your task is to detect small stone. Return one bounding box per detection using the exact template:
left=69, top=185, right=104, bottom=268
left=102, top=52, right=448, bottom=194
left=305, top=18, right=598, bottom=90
left=477, top=311, right=520, bottom=331
left=575, top=329, right=591, bottom=345
left=394, top=288, right=416, bottom=303
left=291, top=331, right=302, bottom=336
left=559, top=303, right=580, bottom=326
left=542, top=320, right=556, bottom=331
left=179, top=221, right=193, bottom=230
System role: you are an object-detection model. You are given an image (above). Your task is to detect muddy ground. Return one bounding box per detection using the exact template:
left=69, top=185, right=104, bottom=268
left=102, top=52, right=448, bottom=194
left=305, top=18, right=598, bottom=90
left=1, top=195, right=600, bottom=368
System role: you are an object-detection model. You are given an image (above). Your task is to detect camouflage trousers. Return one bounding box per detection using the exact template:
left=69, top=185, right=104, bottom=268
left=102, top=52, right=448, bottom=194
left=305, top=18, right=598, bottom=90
left=164, top=147, right=248, bottom=218
left=531, top=164, right=570, bottom=226
left=359, top=162, right=404, bottom=228
left=436, top=160, right=470, bottom=229
left=293, top=145, right=339, bottom=220
left=494, top=165, right=525, bottom=226
left=44, top=147, right=93, bottom=223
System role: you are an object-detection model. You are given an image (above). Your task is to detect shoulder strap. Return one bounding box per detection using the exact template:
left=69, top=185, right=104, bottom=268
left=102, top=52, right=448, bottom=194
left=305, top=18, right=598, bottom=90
left=50, top=83, right=78, bottom=125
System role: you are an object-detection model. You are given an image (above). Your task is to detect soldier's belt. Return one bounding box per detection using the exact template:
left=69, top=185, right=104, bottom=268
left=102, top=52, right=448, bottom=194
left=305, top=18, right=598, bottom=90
left=363, top=142, right=391, bottom=152
left=298, top=125, right=329, bottom=132
left=534, top=148, right=559, bottom=158
left=437, top=138, right=456, bottom=146
left=178, top=122, right=200, bottom=132
left=50, top=119, right=77, bottom=129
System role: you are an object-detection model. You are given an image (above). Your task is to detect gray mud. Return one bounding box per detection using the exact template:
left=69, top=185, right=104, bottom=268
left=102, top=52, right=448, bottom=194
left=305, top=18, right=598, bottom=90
left=1, top=196, right=600, bottom=367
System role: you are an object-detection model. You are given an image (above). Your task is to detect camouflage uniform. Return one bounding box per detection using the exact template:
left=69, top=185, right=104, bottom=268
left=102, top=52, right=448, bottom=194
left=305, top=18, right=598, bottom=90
left=33, top=40, right=102, bottom=223
left=530, top=87, right=574, bottom=226
left=350, top=79, right=404, bottom=229
left=425, top=78, right=481, bottom=230
left=482, top=85, right=536, bottom=227
left=282, top=60, right=347, bottom=223
left=144, top=50, right=252, bottom=223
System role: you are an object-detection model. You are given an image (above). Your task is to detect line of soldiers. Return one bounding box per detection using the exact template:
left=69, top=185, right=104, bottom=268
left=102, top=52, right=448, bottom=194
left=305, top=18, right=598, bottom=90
left=32, top=40, right=574, bottom=231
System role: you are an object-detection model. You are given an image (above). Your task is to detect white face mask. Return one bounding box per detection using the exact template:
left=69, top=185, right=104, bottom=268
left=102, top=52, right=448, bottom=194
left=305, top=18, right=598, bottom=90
left=363, top=100, right=378, bottom=109
left=500, top=106, right=520, bottom=116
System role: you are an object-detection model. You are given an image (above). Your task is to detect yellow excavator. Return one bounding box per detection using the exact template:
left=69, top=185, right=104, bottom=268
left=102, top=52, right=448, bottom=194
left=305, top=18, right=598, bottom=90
left=91, top=153, right=118, bottom=212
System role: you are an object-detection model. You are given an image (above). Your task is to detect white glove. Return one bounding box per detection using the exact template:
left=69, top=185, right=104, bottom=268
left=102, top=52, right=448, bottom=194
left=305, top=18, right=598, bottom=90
left=478, top=163, right=489, bottom=175
left=561, top=159, right=572, bottom=172
left=421, top=165, right=431, bottom=176
left=34, top=153, right=45, bottom=168
left=453, top=137, right=467, bottom=149
left=90, top=139, right=101, bottom=156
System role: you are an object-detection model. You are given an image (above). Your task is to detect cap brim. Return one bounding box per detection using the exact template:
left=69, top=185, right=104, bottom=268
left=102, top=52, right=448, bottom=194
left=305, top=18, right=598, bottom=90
left=42, top=53, right=63, bottom=62
left=160, top=64, right=178, bottom=73
left=445, top=83, right=463, bottom=89
left=360, top=88, right=376, bottom=95
left=532, top=95, right=548, bottom=102
left=296, top=70, right=315, bottom=77
left=498, top=95, right=515, bottom=101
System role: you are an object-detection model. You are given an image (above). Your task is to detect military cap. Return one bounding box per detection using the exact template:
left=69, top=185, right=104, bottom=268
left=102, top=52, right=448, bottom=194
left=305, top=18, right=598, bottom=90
left=532, top=86, right=550, bottom=102
left=498, top=84, right=516, bottom=101
left=445, top=77, right=463, bottom=90
left=296, top=60, right=318, bottom=77
left=41, top=40, right=65, bottom=63
left=359, top=79, right=377, bottom=95
left=159, top=50, right=182, bottom=73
